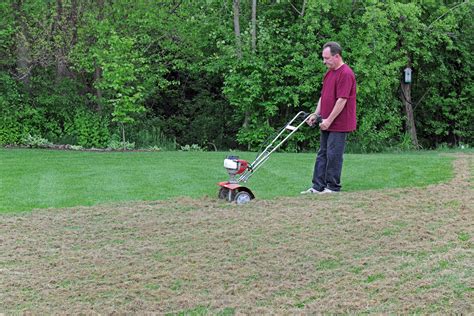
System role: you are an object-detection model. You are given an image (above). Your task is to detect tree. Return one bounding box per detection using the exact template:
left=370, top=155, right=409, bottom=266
left=94, top=33, right=146, bottom=147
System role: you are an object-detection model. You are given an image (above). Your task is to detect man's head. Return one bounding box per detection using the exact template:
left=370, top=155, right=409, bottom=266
left=322, top=41, right=343, bottom=70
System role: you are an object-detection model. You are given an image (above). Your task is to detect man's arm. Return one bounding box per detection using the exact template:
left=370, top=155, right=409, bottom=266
left=314, top=97, right=321, bottom=116
left=320, top=97, right=347, bottom=130
left=307, top=98, right=321, bottom=126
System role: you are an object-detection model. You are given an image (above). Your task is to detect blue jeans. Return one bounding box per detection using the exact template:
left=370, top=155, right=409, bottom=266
left=312, top=131, right=347, bottom=192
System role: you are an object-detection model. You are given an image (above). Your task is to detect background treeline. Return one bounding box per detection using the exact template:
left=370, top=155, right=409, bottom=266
left=0, top=0, right=472, bottom=152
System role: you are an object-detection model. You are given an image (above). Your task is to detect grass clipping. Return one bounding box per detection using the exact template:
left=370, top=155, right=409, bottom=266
left=1, top=154, right=473, bottom=314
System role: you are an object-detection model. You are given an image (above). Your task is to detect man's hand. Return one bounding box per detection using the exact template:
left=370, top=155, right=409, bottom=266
left=320, top=98, right=347, bottom=130
left=306, top=114, right=318, bottom=126
left=319, top=118, right=332, bottom=130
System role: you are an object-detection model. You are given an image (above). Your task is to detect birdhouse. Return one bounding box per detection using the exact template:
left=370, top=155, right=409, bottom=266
left=404, top=67, right=412, bottom=84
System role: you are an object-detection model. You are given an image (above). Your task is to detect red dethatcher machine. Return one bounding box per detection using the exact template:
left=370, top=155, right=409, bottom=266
left=217, top=111, right=321, bottom=204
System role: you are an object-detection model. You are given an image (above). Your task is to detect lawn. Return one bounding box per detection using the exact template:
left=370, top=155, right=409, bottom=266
left=0, top=150, right=472, bottom=313
left=0, top=148, right=455, bottom=213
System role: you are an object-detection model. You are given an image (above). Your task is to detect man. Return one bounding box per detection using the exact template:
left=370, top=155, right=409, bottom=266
left=301, top=41, right=357, bottom=194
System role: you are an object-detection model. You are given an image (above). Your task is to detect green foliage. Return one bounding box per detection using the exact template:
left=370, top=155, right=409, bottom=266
left=457, top=231, right=470, bottom=242
left=0, top=74, right=20, bottom=143
left=94, top=33, right=146, bottom=125
left=237, top=122, right=275, bottom=151
left=414, top=1, right=474, bottom=147
left=146, top=145, right=162, bottom=152
left=0, top=1, right=472, bottom=151
left=344, top=2, right=409, bottom=152
left=0, top=2, right=15, bottom=68
left=107, top=138, right=135, bottom=151
left=219, top=10, right=323, bottom=148
left=68, top=109, right=110, bottom=148
left=107, top=135, right=135, bottom=150
left=29, top=76, right=92, bottom=142
left=20, top=134, right=52, bottom=148
left=0, top=74, right=41, bottom=145
left=180, top=144, right=204, bottom=152
left=0, top=104, right=22, bottom=145
left=70, top=145, right=84, bottom=151
left=130, top=123, right=177, bottom=151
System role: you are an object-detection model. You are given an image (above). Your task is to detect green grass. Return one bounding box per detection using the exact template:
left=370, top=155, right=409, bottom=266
left=0, top=148, right=455, bottom=213
left=166, top=306, right=236, bottom=316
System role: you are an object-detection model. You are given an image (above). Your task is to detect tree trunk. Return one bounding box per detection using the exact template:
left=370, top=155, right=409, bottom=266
left=232, top=0, right=242, bottom=59
left=400, top=80, right=419, bottom=148
left=70, top=0, right=79, bottom=46
left=13, top=0, right=31, bottom=87
left=54, top=0, right=80, bottom=82
left=15, top=33, right=30, bottom=86
left=300, top=0, right=307, bottom=17
left=232, top=0, right=250, bottom=131
left=244, top=0, right=257, bottom=138
left=94, top=0, right=105, bottom=112
left=251, top=0, right=257, bottom=53
left=55, top=0, right=68, bottom=81
left=290, top=0, right=307, bottom=17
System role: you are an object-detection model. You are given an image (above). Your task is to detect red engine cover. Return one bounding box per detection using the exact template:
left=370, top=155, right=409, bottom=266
left=236, top=159, right=248, bottom=174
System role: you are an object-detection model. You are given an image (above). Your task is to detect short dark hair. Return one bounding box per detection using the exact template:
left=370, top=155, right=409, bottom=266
left=323, top=42, right=342, bottom=56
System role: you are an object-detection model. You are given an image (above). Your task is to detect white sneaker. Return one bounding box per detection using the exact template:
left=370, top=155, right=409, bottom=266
left=320, top=188, right=337, bottom=194
left=300, top=188, right=321, bottom=194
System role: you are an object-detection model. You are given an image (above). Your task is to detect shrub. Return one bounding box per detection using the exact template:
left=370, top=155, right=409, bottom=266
left=107, top=138, right=135, bottom=150
left=66, top=109, right=110, bottom=148
left=21, top=134, right=52, bottom=148
left=132, top=124, right=177, bottom=151
left=180, top=144, right=203, bottom=152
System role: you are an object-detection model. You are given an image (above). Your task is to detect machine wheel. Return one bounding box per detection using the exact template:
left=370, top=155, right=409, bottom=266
left=234, top=191, right=252, bottom=205
left=218, top=187, right=231, bottom=200
left=218, top=187, right=229, bottom=199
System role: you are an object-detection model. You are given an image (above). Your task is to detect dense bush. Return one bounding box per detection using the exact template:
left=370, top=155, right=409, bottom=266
left=69, top=109, right=110, bottom=148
